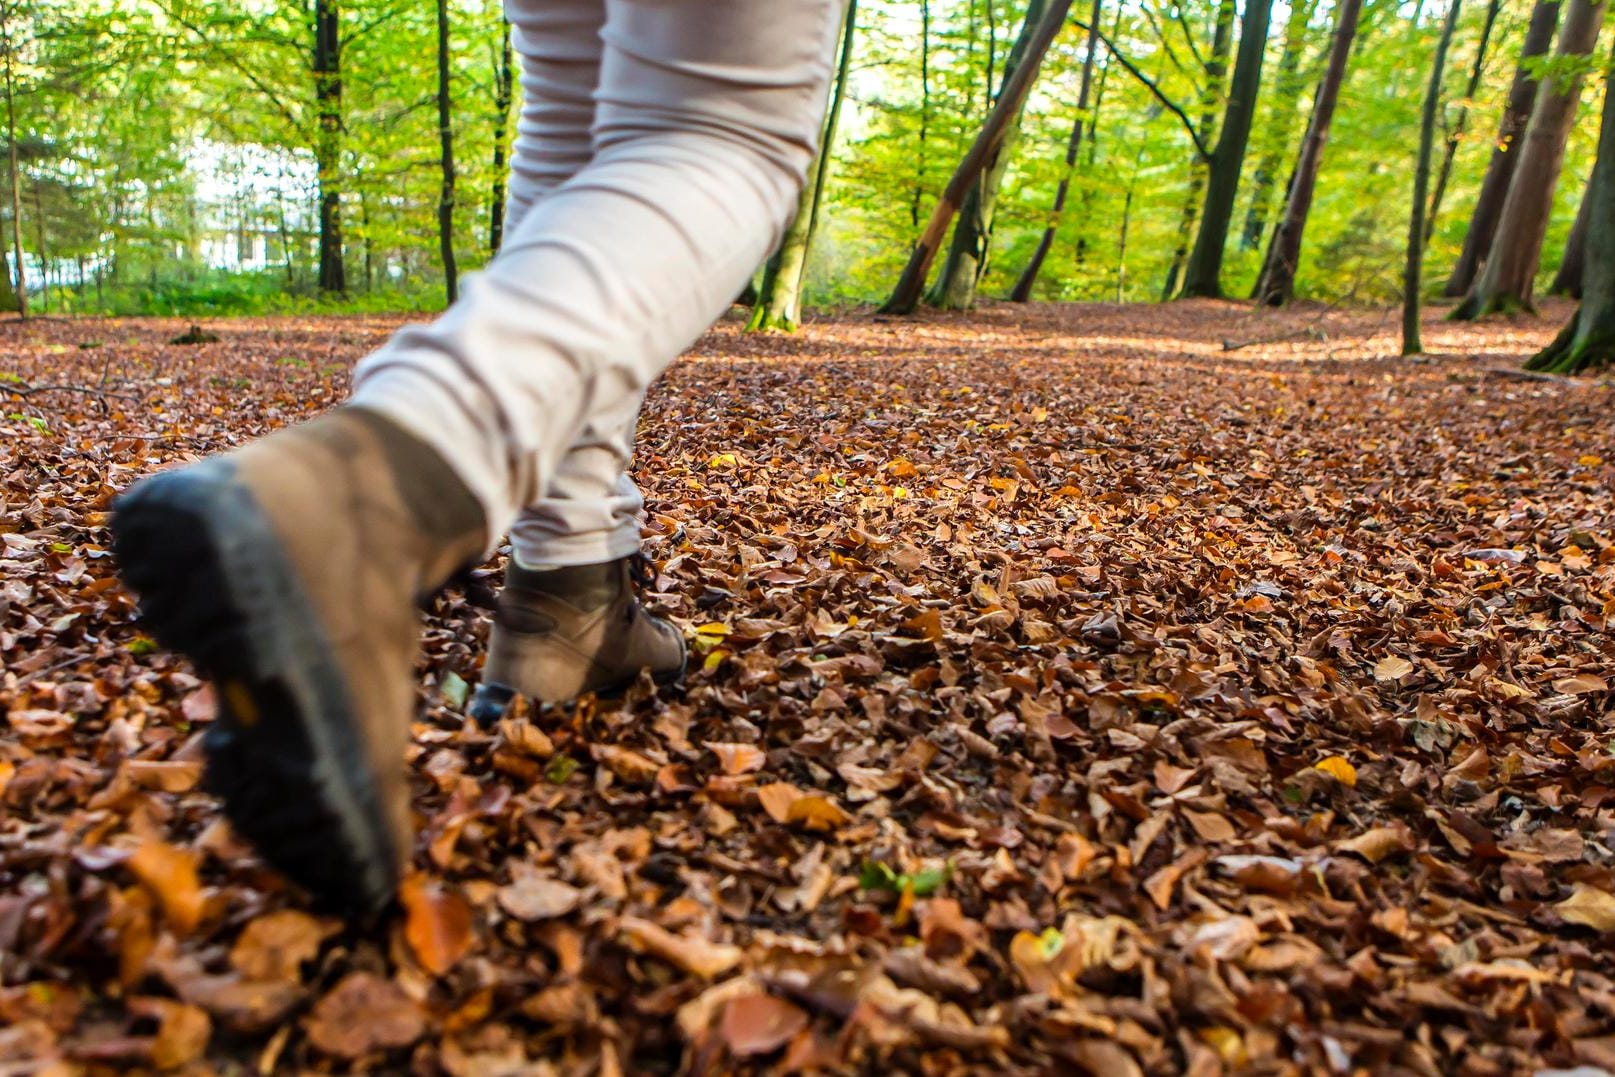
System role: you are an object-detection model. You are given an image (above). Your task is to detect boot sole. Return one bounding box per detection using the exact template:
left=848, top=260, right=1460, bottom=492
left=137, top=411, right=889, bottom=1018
left=111, top=461, right=399, bottom=918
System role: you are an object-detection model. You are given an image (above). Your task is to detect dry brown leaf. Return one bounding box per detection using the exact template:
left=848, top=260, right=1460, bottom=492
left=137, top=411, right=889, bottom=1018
left=498, top=864, right=584, bottom=922
left=757, top=782, right=801, bottom=823
left=229, top=910, right=335, bottom=982
left=592, top=744, right=661, bottom=785
left=303, top=972, right=426, bottom=1059
left=720, top=993, right=809, bottom=1058
left=1337, top=824, right=1415, bottom=864
left=707, top=741, right=767, bottom=776
left=617, top=916, right=743, bottom=979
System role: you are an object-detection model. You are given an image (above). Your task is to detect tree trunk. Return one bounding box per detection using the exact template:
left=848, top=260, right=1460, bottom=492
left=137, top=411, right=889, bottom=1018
left=880, top=0, right=1073, bottom=315
left=489, top=22, right=513, bottom=255
left=1425, top=0, right=1502, bottom=245
left=1527, top=66, right=1615, bottom=372
left=1453, top=0, right=1604, bottom=319
left=929, top=0, right=1048, bottom=310
left=1253, top=0, right=1363, bottom=305
left=1551, top=166, right=1592, bottom=295
left=314, top=0, right=346, bottom=294
left=436, top=0, right=458, bottom=304
left=1405, top=0, right=1463, bottom=356
left=1180, top=0, right=1276, bottom=299
left=1, top=0, right=27, bottom=318
left=1443, top=0, right=1561, bottom=296
left=747, top=0, right=856, bottom=332
left=1162, top=0, right=1236, bottom=300
left=912, top=0, right=930, bottom=228
left=1239, top=0, right=1315, bottom=252
left=1011, top=0, right=1102, bottom=302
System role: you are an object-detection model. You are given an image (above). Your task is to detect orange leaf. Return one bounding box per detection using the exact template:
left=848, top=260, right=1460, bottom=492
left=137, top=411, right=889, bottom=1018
left=1314, top=756, right=1357, bottom=786
left=785, top=794, right=852, bottom=833
left=127, top=840, right=205, bottom=935
left=400, top=876, right=474, bottom=976
left=757, top=782, right=800, bottom=824
left=707, top=741, right=767, bottom=776
left=617, top=916, right=743, bottom=979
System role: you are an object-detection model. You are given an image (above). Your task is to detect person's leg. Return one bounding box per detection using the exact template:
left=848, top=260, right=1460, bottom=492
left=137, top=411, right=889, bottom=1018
left=473, top=0, right=683, bottom=725
left=113, top=0, right=841, bottom=916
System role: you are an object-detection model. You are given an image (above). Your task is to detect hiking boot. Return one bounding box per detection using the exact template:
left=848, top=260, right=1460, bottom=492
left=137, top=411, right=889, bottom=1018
left=111, top=408, right=485, bottom=917
left=467, top=555, right=686, bottom=727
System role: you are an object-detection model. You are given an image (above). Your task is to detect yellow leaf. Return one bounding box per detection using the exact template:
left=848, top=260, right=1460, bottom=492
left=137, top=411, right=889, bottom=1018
left=1578, top=454, right=1604, bottom=467
left=707, top=453, right=739, bottom=469
left=1200, top=1026, right=1248, bottom=1066
left=1314, top=756, right=1357, bottom=786
left=694, top=622, right=730, bottom=638
left=1556, top=886, right=1615, bottom=932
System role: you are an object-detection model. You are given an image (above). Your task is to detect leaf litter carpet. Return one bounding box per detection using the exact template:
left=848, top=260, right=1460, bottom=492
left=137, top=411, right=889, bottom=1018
left=2, top=300, right=1614, bottom=1075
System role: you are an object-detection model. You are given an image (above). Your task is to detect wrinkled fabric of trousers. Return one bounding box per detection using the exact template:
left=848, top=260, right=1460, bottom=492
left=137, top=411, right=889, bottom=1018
left=352, top=0, right=842, bottom=564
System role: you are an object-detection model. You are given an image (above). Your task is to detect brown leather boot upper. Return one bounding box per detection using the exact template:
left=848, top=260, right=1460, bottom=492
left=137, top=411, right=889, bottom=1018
left=480, top=556, right=686, bottom=706
left=228, top=409, right=486, bottom=861
left=113, top=405, right=485, bottom=913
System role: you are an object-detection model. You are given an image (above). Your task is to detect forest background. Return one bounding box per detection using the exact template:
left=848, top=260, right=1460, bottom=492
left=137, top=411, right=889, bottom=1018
left=0, top=0, right=1605, bottom=322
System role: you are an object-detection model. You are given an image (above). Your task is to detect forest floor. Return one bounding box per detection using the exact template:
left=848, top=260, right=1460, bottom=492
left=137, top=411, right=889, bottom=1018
left=3, top=299, right=1615, bottom=1076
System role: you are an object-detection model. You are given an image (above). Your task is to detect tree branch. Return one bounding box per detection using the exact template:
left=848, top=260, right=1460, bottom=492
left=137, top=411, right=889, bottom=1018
left=1075, top=19, right=1211, bottom=159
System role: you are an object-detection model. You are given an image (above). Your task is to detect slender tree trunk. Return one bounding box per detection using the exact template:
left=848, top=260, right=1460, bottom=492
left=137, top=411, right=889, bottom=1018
left=436, top=0, right=458, bottom=303
left=1405, top=0, right=1463, bottom=355
left=880, top=0, right=1073, bottom=315
left=1528, top=66, right=1615, bottom=371
left=930, top=0, right=1047, bottom=310
left=314, top=0, right=346, bottom=294
left=1240, top=0, right=1315, bottom=252
left=747, top=0, right=856, bottom=331
left=489, top=21, right=513, bottom=254
left=1, top=0, right=27, bottom=318
left=1253, top=0, right=1363, bottom=305
left=1162, top=0, right=1236, bottom=300
left=1444, top=0, right=1561, bottom=295
left=1181, top=0, right=1276, bottom=299
left=1551, top=166, right=1592, bottom=295
left=1425, top=0, right=1502, bottom=245
left=1011, top=0, right=1102, bottom=302
left=1453, top=0, right=1605, bottom=319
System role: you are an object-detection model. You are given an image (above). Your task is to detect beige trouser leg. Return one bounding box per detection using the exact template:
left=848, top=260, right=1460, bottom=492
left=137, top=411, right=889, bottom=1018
left=502, top=0, right=644, bottom=568
left=351, top=0, right=840, bottom=550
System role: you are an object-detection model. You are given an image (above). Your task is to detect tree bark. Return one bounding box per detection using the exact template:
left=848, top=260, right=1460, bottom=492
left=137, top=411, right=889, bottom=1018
left=1011, top=0, right=1102, bottom=302
left=930, top=0, right=1047, bottom=310
left=1425, top=0, right=1502, bottom=245
left=1528, top=66, right=1615, bottom=372
left=880, top=0, right=1072, bottom=315
left=436, top=0, right=458, bottom=304
left=1240, top=0, right=1316, bottom=252
left=1253, top=0, right=1363, bottom=305
left=1180, top=0, right=1276, bottom=299
left=1443, top=0, right=1561, bottom=296
left=1453, top=0, right=1605, bottom=319
left=1405, top=0, right=1463, bottom=356
left=1, top=0, right=27, bottom=318
left=912, top=0, right=930, bottom=228
left=1551, top=165, right=1591, bottom=295
left=314, top=0, right=346, bottom=294
left=747, top=0, right=856, bottom=331
left=1162, top=0, right=1236, bottom=300
left=488, top=21, right=513, bottom=255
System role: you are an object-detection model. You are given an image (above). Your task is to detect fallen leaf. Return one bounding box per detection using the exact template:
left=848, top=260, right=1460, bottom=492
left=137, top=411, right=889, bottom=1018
left=1557, top=886, right=1615, bottom=932
left=707, top=741, right=767, bottom=776
left=400, top=876, right=474, bottom=976
left=127, top=841, right=204, bottom=934
left=785, top=794, right=852, bottom=832
left=1314, top=756, right=1358, bottom=786
left=720, top=993, right=808, bottom=1057
left=498, top=864, right=584, bottom=922
left=229, top=910, right=335, bottom=982
left=1374, top=656, right=1414, bottom=682
left=617, top=916, right=743, bottom=979
left=757, top=782, right=801, bottom=823
left=303, top=972, right=426, bottom=1059
left=1337, top=824, right=1414, bottom=863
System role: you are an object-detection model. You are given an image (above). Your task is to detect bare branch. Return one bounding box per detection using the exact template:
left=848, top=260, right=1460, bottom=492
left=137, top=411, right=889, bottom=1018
left=1075, top=19, right=1211, bottom=159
